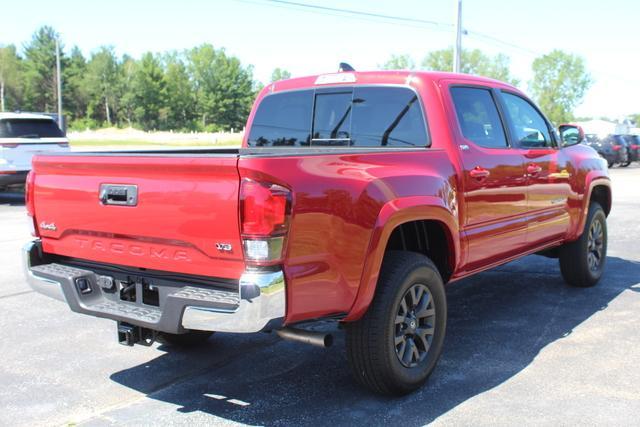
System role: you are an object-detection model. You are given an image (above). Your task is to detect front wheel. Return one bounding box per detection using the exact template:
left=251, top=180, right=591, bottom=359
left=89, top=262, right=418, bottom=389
left=559, top=202, right=607, bottom=287
left=345, top=251, right=447, bottom=395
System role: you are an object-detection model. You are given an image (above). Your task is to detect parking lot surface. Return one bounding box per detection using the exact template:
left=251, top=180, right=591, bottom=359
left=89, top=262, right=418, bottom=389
left=1, top=167, right=639, bottom=426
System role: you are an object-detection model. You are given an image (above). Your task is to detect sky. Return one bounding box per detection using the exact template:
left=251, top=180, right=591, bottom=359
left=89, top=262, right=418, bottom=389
left=1, top=0, right=638, bottom=119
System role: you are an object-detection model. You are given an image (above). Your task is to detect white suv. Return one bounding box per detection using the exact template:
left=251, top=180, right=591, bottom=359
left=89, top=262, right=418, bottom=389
left=0, top=113, right=70, bottom=190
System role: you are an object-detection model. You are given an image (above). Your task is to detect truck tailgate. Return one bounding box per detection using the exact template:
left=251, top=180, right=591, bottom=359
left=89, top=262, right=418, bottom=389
left=31, top=154, right=244, bottom=279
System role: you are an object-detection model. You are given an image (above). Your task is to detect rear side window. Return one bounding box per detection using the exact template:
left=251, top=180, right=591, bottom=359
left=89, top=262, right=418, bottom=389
left=0, top=119, right=64, bottom=138
left=248, top=86, right=429, bottom=148
left=248, top=90, right=313, bottom=146
left=450, top=87, right=507, bottom=148
left=350, top=87, right=428, bottom=147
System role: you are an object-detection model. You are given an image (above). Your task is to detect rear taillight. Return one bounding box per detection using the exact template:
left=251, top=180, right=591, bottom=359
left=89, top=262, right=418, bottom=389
left=240, top=178, right=291, bottom=265
left=632, top=144, right=639, bottom=149
left=25, top=171, right=39, bottom=237
left=612, top=145, right=621, bottom=151
left=1, top=143, right=19, bottom=148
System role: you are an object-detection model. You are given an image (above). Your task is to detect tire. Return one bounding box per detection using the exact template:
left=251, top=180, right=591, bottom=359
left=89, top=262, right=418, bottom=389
left=345, top=251, right=447, bottom=395
left=158, top=331, right=214, bottom=347
left=559, top=202, right=607, bottom=287
left=621, top=161, right=631, bottom=167
left=607, top=160, right=614, bottom=168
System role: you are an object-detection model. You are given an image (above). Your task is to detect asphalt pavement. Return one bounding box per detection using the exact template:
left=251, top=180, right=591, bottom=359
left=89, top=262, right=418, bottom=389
left=1, top=166, right=639, bottom=426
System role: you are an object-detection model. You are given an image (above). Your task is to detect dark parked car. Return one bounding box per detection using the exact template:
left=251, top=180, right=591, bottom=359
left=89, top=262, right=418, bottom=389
left=622, top=135, right=639, bottom=163
left=585, top=134, right=629, bottom=167
left=613, top=135, right=632, bottom=167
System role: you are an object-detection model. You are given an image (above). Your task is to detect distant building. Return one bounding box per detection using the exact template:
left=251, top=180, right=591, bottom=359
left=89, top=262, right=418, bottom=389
left=574, top=119, right=629, bottom=136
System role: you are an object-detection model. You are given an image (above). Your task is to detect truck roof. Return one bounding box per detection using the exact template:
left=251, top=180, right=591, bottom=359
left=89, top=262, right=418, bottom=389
left=0, top=112, right=57, bottom=121
left=267, top=70, right=517, bottom=94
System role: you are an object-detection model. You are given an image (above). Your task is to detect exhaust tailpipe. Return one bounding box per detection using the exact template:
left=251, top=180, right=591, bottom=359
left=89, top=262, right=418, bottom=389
left=275, top=327, right=333, bottom=348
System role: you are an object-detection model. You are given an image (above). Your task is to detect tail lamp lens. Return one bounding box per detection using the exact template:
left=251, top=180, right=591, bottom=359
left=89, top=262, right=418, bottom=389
left=242, top=237, right=285, bottom=262
left=25, top=171, right=35, bottom=217
left=240, top=179, right=291, bottom=264
left=612, top=145, right=621, bottom=151
left=25, top=171, right=38, bottom=237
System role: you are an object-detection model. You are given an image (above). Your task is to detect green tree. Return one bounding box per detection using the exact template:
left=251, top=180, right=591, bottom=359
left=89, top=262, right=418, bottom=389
left=119, top=54, right=137, bottom=127
left=0, top=45, right=22, bottom=111
left=84, top=46, right=121, bottom=125
left=22, top=26, right=60, bottom=112
left=131, top=52, right=166, bottom=130
left=188, top=44, right=254, bottom=130
left=380, top=54, right=415, bottom=70
left=422, top=48, right=519, bottom=85
left=63, top=46, right=87, bottom=120
left=530, top=50, right=592, bottom=124
left=270, top=67, right=291, bottom=82
left=163, top=53, right=195, bottom=130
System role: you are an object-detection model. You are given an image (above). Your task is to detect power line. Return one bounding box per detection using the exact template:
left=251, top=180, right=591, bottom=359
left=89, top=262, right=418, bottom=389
left=230, top=0, right=452, bottom=32
left=467, top=31, right=541, bottom=57
left=255, top=0, right=453, bottom=30
left=232, top=0, right=543, bottom=58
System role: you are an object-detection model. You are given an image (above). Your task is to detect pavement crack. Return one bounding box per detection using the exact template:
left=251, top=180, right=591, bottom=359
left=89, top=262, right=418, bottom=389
left=0, top=290, right=34, bottom=299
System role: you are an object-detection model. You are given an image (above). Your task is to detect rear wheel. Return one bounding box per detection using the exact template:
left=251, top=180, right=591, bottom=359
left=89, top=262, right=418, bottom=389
left=345, top=251, right=446, bottom=395
left=158, top=331, right=214, bottom=347
left=559, top=202, right=607, bottom=287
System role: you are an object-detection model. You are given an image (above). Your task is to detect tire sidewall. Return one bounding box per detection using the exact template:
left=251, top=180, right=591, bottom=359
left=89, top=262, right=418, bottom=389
left=580, top=205, right=607, bottom=283
left=383, top=263, right=447, bottom=390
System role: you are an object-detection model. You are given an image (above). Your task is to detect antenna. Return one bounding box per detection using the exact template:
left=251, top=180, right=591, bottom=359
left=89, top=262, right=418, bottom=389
left=338, top=62, right=355, bottom=72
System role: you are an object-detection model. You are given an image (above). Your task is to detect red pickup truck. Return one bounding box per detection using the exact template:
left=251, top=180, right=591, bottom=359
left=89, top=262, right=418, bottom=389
left=23, top=70, right=611, bottom=395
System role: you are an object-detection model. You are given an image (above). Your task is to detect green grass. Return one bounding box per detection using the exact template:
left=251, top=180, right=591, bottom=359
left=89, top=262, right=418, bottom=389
left=69, top=139, right=242, bottom=147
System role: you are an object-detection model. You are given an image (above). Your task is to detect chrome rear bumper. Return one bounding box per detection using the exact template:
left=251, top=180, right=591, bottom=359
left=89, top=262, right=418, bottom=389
left=23, top=240, right=285, bottom=334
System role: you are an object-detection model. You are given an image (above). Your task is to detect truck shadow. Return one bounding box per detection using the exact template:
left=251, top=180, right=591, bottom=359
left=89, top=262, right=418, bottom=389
left=110, top=255, right=640, bottom=426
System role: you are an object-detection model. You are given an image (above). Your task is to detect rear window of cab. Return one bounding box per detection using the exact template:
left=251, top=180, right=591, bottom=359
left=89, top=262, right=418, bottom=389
left=248, top=86, right=430, bottom=148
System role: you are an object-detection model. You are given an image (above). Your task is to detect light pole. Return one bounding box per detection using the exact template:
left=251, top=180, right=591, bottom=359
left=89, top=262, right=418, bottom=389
left=453, top=0, right=462, bottom=73
left=55, top=38, right=63, bottom=129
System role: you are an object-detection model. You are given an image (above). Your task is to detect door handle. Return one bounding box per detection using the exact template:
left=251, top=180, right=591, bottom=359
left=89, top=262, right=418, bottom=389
left=527, top=164, right=542, bottom=176
left=469, top=167, right=490, bottom=179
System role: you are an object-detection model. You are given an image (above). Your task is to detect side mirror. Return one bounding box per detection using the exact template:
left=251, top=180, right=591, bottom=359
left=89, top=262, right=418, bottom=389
left=558, top=124, right=585, bottom=147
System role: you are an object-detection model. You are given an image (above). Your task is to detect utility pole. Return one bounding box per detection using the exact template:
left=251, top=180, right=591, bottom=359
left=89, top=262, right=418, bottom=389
left=453, top=0, right=462, bottom=73
left=55, top=38, right=63, bottom=129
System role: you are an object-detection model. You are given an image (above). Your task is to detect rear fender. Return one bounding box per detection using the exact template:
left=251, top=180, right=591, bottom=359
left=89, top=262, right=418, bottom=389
left=344, top=196, right=459, bottom=322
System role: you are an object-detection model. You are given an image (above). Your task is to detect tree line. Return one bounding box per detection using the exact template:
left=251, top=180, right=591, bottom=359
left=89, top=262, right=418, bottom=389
left=0, top=26, right=268, bottom=132
left=381, top=49, right=593, bottom=125
left=0, top=26, right=594, bottom=131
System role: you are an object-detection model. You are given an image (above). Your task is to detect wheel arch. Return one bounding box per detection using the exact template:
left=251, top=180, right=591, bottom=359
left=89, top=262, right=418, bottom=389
left=344, top=196, right=459, bottom=322
left=571, top=174, right=611, bottom=241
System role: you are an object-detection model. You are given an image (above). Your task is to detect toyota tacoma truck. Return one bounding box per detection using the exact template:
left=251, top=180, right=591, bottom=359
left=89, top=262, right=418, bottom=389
left=23, top=70, right=611, bottom=395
